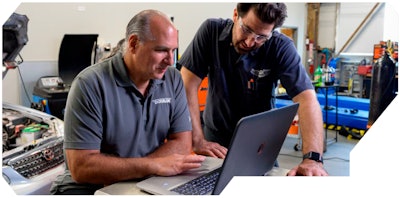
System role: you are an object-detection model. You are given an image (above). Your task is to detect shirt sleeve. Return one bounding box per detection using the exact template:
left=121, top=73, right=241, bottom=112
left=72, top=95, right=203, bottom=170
left=178, top=19, right=214, bottom=79
left=272, top=34, right=314, bottom=98
left=63, top=69, right=103, bottom=150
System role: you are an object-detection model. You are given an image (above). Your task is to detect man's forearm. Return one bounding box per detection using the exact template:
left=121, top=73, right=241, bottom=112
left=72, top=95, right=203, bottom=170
left=180, top=67, right=205, bottom=146
left=150, top=131, right=193, bottom=156
left=67, top=150, right=155, bottom=185
left=293, top=90, right=324, bottom=154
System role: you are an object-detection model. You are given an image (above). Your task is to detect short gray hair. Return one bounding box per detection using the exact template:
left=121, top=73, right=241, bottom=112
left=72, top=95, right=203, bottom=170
left=124, top=9, right=170, bottom=52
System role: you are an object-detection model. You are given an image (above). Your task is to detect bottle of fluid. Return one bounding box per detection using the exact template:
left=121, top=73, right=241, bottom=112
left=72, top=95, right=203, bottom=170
left=322, top=64, right=329, bottom=85
left=328, top=58, right=338, bottom=85
left=324, top=64, right=334, bottom=86
left=314, top=64, right=323, bottom=87
left=329, top=66, right=336, bottom=85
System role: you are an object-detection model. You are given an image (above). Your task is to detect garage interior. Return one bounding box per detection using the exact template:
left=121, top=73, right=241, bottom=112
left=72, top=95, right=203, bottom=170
left=2, top=2, right=398, bottom=195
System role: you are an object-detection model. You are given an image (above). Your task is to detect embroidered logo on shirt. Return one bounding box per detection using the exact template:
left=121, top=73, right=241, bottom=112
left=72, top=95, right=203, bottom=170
left=152, top=98, right=171, bottom=104
left=251, top=68, right=270, bottom=78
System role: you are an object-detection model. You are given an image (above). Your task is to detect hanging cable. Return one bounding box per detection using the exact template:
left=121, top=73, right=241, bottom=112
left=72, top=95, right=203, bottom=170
left=15, top=63, right=33, bottom=105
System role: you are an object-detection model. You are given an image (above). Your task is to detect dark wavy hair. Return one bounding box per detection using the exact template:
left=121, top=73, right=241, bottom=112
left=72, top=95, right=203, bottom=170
left=237, top=3, right=287, bottom=29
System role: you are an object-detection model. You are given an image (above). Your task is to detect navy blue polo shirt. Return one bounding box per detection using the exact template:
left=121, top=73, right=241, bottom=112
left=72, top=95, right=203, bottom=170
left=63, top=52, right=192, bottom=158
left=178, top=18, right=313, bottom=146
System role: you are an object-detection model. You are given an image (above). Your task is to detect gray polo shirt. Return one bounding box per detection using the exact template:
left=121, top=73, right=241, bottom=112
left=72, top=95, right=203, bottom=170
left=64, top=52, right=192, bottom=157
left=50, top=52, right=192, bottom=194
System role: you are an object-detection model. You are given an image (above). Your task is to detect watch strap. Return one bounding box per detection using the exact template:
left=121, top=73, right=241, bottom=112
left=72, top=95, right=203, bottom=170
left=303, top=151, right=323, bottom=163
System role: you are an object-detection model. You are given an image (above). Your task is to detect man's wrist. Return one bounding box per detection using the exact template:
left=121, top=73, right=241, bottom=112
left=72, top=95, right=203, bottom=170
left=192, top=135, right=205, bottom=148
left=303, top=151, right=323, bottom=164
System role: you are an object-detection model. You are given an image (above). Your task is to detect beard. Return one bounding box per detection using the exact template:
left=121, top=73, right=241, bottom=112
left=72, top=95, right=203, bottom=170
left=234, top=40, right=257, bottom=54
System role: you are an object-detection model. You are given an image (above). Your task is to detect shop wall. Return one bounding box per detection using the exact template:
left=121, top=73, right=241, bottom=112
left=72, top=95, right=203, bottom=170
left=2, top=2, right=307, bottom=106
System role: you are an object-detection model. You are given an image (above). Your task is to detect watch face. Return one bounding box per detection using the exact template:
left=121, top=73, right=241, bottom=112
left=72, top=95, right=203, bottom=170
left=303, top=152, right=323, bottom=162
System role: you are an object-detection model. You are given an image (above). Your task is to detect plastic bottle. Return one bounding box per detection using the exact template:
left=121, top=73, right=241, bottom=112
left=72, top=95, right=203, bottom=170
left=329, top=66, right=335, bottom=85
left=322, top=64, right=330, bottom=85
left=328, top=58, right=338, bottom=85
left=324, top=64, right=335, bottom=86
left=313, top=65, right=323, bottom=86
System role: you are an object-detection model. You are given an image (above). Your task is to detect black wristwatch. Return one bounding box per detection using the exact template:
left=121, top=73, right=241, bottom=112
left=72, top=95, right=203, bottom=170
left=303, top=151, right=323, bottom=163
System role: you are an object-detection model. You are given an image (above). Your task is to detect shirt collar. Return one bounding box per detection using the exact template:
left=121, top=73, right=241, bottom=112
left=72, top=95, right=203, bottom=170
left=219, top=19, right=233, bottom=42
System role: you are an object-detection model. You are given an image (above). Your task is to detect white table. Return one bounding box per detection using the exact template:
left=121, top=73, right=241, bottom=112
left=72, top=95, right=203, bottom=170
left=95, top=160, right=289, bottom=195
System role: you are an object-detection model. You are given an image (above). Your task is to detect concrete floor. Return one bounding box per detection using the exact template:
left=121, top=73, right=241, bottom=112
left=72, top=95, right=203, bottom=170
left=277, top=129, right=360, bottom=176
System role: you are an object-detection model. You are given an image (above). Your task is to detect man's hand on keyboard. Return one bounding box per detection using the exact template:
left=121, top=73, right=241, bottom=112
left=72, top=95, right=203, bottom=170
left=151, top=154, right=206, bottom=176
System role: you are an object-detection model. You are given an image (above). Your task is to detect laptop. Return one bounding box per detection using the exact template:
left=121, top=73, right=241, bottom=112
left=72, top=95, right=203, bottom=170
left=136, top=103, right=299, bottom=195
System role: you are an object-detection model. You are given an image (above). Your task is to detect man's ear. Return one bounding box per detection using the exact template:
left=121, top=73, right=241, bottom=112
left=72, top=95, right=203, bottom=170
left=233, top=8, right=238, bottom=21
left=128, top=35, right=140, bottom=52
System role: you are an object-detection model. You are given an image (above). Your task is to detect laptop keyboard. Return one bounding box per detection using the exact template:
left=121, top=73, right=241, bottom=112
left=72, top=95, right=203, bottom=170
left=171, top=167, right=221, bottom=195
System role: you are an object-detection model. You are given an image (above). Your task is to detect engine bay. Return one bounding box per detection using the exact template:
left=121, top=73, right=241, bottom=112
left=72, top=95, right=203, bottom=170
left=2, top=103, right=65, bottom=194
left=3, top=107, right=56, bottom=152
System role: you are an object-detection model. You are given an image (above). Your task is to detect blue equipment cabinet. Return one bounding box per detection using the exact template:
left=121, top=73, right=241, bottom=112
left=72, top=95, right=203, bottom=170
left=32, top=76, right=69, bottom=120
